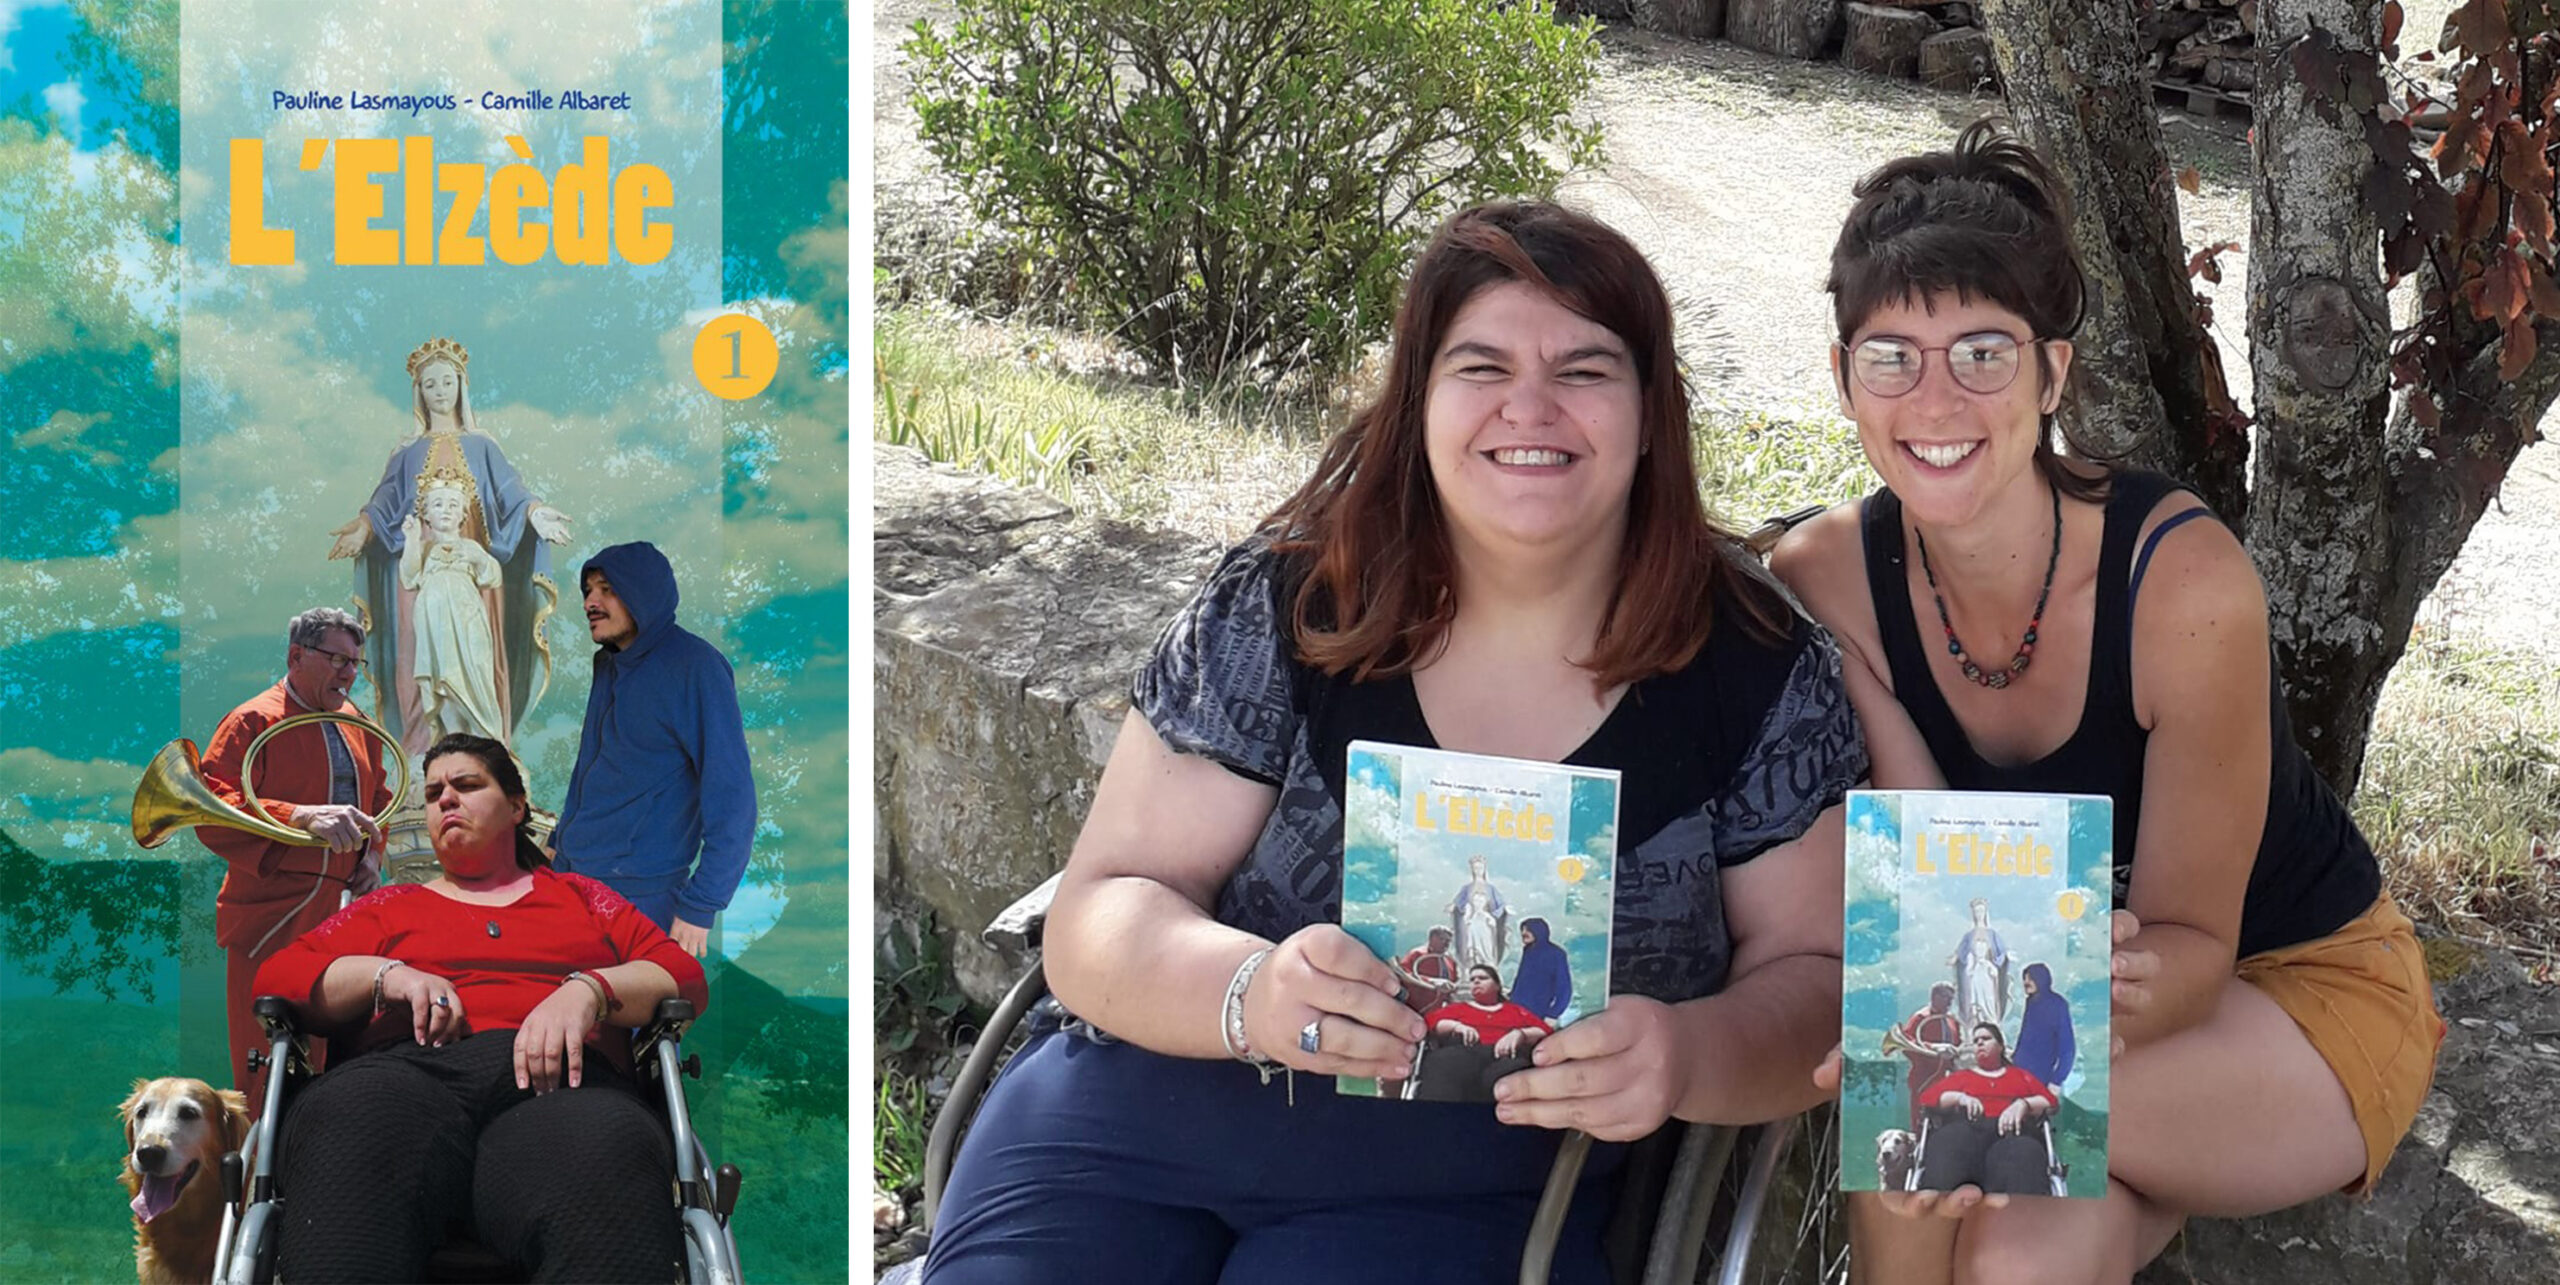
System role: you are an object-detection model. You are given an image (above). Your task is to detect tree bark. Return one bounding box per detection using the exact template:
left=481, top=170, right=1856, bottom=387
left=2244, top=0, right=2397, bottom=793
left=1981, top=0, right=2558, bottom=799
left=1979, top=0, right=2251, bottom=523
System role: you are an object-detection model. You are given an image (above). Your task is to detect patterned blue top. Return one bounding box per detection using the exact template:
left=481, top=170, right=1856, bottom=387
left=1132, top=541, right=1869, bottom=1005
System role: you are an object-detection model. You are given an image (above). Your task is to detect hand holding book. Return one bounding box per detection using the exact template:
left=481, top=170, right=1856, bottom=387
left=1239, top=924, right=1426, bottom=1083
left=1488, top=995, right=1686, bottom=1143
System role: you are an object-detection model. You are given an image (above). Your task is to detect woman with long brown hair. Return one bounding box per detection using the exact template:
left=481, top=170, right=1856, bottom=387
left=924, top=202, right=1866, bottom=1283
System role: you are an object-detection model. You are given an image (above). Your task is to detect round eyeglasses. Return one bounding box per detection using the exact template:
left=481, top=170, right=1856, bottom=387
left=1841, top=332, right=2039, bottom=398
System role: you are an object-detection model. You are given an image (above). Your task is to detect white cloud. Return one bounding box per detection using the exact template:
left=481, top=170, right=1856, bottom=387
left=42, top=77, right=82, bottom=146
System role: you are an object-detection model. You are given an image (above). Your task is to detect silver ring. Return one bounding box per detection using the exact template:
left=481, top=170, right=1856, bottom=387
left=433, top=995, right=452, bottom=1009
left=1299, top=1018, right=1323, bottom=1055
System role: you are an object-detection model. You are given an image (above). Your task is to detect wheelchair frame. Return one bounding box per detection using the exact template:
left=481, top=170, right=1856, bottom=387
left=212, top=994, right=746, bottom=1285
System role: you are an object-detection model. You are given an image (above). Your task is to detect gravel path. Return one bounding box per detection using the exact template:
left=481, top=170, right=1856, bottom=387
left=871, top=3, right=2557, bottom=655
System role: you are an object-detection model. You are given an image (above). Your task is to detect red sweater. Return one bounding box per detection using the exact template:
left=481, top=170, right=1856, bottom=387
left=1425, top=999, right=1552, bottom=1042
left=1918, top=1062, right=2055, bottom=1120
left=254, top=870, right=708, bottom=1073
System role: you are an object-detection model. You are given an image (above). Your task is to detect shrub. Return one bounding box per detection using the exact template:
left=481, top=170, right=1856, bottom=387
left=904, top=0, right=1605, bottom=380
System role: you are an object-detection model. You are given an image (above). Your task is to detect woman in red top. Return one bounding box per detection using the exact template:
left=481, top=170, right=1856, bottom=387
left=253, top=732, right=708, bottom=1282
left=1913, top=1024, right=2057, bottom=1197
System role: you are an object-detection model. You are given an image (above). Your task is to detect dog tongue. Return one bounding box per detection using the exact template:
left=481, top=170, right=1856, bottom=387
left=132, top=1166, right=190, bottom=1223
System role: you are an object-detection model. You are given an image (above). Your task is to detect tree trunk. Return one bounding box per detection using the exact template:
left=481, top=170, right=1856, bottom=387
left=1979, top=0, right=2252, bottom=523
left=2243, top=0, right=2396, bottom=793
left=1981, top=0, right=2559, bottom=799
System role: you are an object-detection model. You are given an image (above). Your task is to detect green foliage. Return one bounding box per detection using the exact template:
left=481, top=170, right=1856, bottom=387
left=1693, top=406, right=1873, bottom=528
left=874, top=910, right=971, bottom=1062
left=874, top=1070, right=930, bottom=1193
left=874, top=346, right=1099, bottom=498
left=2357, top=631, right=2560, bottom=943
left=903, top=0, right=1605, bottom=379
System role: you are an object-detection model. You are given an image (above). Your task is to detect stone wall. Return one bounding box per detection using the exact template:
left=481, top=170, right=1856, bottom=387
left=873, top=446, right=2558, bottom=1278
left=872, top=444, right=1218, bottom=1003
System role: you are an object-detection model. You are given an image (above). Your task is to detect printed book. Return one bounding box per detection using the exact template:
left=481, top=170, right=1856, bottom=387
left=1337, top=740, right=1620, bottom=1102
left=1840, top=789, right=2113, bottom=1198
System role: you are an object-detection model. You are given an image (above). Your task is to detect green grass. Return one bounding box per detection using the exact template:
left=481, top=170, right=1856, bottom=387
left=874, top=1070, right=928, bottom=1194
left=2356, top=633, right=2560, bottom=947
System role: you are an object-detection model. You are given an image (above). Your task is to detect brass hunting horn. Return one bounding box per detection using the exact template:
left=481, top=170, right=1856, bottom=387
left=131, top=710, right=413, bottom=849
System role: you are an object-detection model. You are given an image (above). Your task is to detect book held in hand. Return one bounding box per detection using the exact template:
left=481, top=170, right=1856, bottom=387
left=1839, top=789, right=2113, bottom=1197
left=1336, top=741, right=1620, bottom=1102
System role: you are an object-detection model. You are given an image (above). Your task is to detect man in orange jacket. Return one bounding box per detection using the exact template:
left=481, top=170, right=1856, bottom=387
left=201, top=607, right=391, bottom=1112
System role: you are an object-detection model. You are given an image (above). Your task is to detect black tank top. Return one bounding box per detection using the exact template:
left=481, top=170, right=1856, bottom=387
left=1862, top=471, right=2379, bottom=957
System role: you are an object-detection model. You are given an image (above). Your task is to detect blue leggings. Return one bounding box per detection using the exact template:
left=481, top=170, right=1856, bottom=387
left=923, top=1024, right=1622, bottom=1285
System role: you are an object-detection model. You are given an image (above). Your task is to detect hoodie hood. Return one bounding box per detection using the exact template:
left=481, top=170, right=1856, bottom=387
left=583, top=542, right=680, bottom=659
left=1522, top=917, right=1552, bottom=947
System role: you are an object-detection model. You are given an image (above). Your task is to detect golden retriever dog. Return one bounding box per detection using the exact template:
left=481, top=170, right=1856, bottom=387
left=1875, top=1127, right=1919, bottom=1192
left=119, top=1077, right=250, bottom=1285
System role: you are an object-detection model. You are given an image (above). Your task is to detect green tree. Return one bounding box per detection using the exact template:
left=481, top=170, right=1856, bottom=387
left=905, top=0, right=1606, bottom=379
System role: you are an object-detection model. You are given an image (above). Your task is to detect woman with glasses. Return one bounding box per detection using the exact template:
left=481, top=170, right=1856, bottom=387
left=924, top=202, right=1866, bottom=1284
left=1771, top=121, right=2444, bottom=1282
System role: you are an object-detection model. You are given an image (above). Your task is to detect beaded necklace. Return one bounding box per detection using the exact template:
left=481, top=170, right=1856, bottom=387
left=1914, top=479, right=2060, bottom=691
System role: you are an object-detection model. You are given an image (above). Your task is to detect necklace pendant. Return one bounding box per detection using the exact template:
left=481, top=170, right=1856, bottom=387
left=487, top=919, right=501, bottom=939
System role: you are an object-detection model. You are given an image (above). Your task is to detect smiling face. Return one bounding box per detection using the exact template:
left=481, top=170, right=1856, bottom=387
left=421, top=748, right=527, bottom=878
left=1836, top=291, right=2070, bottom=529
left=1423, top=280, right=1642, bottom=561
left=416, top=359, right=461, bottom=419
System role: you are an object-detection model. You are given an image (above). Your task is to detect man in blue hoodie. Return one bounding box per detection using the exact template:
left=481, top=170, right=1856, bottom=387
left=553, top=541, right=756, bottom=955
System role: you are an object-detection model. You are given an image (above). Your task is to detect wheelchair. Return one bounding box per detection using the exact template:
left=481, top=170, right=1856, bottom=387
left=1900, top=1106, right=2069, bottom=1198
left=213, top=993, right=746, bottom=1285
left=886, top=875, right=1829, bottom=1285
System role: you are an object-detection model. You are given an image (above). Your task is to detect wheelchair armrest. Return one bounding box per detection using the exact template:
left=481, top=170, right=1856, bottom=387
left=981, top=871, right=1063, bottom=956
left=252, top=995, right=302, bottom=1038
left=634, top=998, right=696, bottom=1073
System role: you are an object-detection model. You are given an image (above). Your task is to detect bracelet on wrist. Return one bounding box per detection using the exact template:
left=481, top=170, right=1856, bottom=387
left=562, top=971, right=611, bottom=1024
left=370, top=957, right=405, bottom=1016
left=1219, top=946, right=1278, bottom=1078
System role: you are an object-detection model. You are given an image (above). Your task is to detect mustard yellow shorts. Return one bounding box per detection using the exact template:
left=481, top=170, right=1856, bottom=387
left=2235, top=892, right=2445, bottom=1194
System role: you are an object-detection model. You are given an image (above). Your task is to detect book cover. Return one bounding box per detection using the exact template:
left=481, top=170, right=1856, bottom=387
left=1840, top=789, right=2113, bottom=1198
left=1337, top=739, right=1619, bottom=1102
left=0, top=3, right=848, bottom=1277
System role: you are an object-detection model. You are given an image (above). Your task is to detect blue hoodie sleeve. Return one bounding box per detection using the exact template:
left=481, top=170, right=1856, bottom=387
left=673, top=650, right=757, bottom=925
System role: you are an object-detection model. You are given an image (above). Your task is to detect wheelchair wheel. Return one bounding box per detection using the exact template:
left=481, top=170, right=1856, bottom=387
left=679, top=1206, right=740, bottom=1285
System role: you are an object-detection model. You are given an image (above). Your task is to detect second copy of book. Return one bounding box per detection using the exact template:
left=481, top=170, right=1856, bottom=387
left=1337, top=740, right=1620, bottom=1102
left=1840, top=789, right=2114, bottom=1198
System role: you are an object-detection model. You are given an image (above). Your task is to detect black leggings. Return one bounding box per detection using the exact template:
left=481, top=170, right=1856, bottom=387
left=275, top=1029, right=679, bottom=1283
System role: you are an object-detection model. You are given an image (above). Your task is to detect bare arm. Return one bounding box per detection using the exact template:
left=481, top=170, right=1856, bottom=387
left=1045, top=711, right=1421, bottom=1078
left=1771, top=512, right=1945, bottom=789
left=2115, top=509, right=2268, bottom=1047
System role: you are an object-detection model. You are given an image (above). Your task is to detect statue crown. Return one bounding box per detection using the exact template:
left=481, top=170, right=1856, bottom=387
left=407, top=337, right=470, bottom=379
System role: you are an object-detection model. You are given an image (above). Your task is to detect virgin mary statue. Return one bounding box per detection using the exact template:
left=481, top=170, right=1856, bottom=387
left=328, top=337, right=570, bottom=758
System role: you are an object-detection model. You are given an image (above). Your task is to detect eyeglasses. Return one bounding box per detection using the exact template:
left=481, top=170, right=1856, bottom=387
left=305, top=647, right=366, bottom=672
left=1841, top=332, right=2039, bottom=398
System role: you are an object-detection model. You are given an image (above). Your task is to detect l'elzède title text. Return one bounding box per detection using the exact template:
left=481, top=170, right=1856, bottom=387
left=228, top=135, right=670, bottom=267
